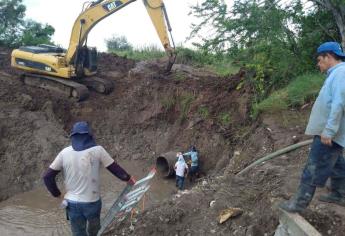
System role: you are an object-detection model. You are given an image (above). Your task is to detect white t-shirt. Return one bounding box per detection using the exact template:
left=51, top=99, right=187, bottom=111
left=174, top=161, right=188, bottom=177
left=50, top=145, right=114, bottom=202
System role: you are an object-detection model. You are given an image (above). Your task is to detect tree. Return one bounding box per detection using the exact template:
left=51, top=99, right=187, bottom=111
left=0, top=0, right=55, bottom=47
left=105, top=35, right=132, bottom=52
left=19, top=20, right=55, bottom=46
left=310, top=0, right=345, bottom=48
left=188, top=0, right=341, bottom=99
left=0, top=0, right=26, bottom=46
left=189, top=0, right=309, bottom=97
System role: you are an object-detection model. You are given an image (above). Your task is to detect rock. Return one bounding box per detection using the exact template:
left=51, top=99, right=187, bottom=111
left=132, top=153, right=141, bottom=160
left=209, top=200, right=216, bottom=208
left=20, top=94, right=35, bottom=110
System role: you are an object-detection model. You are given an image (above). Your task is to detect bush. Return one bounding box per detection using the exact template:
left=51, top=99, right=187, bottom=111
left=110, top=44, right=165, bottom=61
left=253, top=73, right=325, bottom=117
left=105, top=35, right=132, bottom=51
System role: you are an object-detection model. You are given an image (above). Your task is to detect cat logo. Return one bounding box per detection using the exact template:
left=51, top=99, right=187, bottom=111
left=102, top=0, right=123, bottom=12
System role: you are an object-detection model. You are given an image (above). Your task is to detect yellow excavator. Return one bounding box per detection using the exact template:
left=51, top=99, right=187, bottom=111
left=11, top=0, right=176, bottom=101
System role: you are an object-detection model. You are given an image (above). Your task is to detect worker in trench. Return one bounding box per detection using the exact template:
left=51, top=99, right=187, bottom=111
left=174, top=152, right=189, bottom=190
left=183, top=146, right=199, bottom=183
left=43, top=121, right=136, bottom=236
left=279, top=42, right=345, bottom=213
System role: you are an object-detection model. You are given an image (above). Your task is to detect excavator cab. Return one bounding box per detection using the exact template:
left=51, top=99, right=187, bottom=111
left=74, top=46, right=98, bottom=78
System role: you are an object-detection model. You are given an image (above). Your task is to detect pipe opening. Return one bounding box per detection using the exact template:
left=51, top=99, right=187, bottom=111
left=156, top=156, right=171, bottom=177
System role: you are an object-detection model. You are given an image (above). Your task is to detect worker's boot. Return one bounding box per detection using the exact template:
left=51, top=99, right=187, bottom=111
left=318, top=178, right=345, bottom=207
left=279, top=183, right=316, bottom=213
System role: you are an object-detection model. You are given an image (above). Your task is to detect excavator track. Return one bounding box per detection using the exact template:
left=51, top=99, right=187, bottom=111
left=21, top=73, right=90, bottom=101
left=79, top=76, right=114, bottom=94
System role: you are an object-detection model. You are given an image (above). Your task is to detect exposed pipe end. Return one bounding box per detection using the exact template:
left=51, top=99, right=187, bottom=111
left=156, top=151, right=178, bottom=178
left=156, top=156, right=172, bottom=177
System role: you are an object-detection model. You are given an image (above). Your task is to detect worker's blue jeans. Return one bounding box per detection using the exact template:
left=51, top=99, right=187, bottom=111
left=301, top=136, right=345, bottom=187
left=176, top=175, right=185, bottom=190
left=66, top=199, right=102, bottom=236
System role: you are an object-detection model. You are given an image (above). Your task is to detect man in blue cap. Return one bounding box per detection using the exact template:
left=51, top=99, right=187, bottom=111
left=43, top=121, right=135, bottom=236
left=279, top=42, right=345, bottom=213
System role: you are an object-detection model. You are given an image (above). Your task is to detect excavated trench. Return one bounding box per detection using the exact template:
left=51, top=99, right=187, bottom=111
left=0, top=48, right=250, bottom=235
left=1, top=48, right=345, bottom=235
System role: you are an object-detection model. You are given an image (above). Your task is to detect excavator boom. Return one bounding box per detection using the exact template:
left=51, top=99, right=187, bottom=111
left=66, top=0, right=175, bottom=71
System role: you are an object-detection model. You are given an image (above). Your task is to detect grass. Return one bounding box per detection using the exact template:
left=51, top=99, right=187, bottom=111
left=204, top=58, right=241, bottom=76
left=173, top=71, right=187, bottom=81
left=109, top=46, right=240, bottom=76
left=110, top=45, right=165, bottom=61
left=160, top=92, right=195, bottom=122
left=218, top=112, right=232, bottom=126
left=176, top=47, right=240, bottom=76
left=252, top=73, right=325, bottom=117
left=161, top=95, right=177, bottom=112
left=178, top=93, right=195, bottom=121
left=198, top=106, right=209, bottom=119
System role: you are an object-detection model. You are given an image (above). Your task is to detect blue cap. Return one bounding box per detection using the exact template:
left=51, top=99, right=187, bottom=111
left=317, top=42, right=345, bottom=58
left=70, top=121, right=91, bottom=137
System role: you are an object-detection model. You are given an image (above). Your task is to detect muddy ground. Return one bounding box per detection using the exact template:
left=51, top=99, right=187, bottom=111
left=1, top=47, right=345, bottom=235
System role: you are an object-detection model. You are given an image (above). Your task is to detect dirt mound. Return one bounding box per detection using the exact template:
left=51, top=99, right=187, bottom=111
left=97, top=52, right=136, bottom=74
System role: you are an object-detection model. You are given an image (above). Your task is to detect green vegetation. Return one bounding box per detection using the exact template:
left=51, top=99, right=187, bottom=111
left=106, top=35, right=165, bottom=60
left=198, top=106, right=209, bottom=119
left=252, top=73, right=325, bottom=117
left=111, top=45, right=166, bottom=61
left=218, top=112, right=232, bottom=126
left=189, top=0, right=342, bottom=102
left=0, top=0, right=54, bottom=47
left=105, top=35, right=133, bottom=51
left=106, top=43, right=240, bottom=76
left=106, top=0, right=342, bottom=119
left=161, top=95, right=177, bottom=112
left=178, top=93, right=195, bottom=122
left=205, top=58, right=240, bottom=76
left=173, top=71, right=187, bottom=81
left=160, top=92, right=196, bottom=122
left=176, top=47, right=240, bottom=76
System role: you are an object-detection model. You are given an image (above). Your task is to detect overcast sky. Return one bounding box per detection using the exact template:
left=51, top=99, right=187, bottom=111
left=22, top=0, right=201, bottom=52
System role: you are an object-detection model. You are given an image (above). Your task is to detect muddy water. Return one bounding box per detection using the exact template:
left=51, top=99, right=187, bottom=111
left=0, top=160, right=175, bottom=236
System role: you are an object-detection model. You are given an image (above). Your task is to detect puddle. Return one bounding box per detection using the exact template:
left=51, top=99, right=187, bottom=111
left=0, top=160, right=175, bottom=235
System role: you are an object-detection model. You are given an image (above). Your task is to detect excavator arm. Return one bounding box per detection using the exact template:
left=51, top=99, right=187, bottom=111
left=67, top=0, right=175, bottom=72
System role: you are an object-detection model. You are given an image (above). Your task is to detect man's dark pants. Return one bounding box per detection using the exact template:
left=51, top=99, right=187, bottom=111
left=176, top=175, right=185, bottom=190
left=301, top=136, right=345, bottom=196
left=66, top=199, right=102, bottom=236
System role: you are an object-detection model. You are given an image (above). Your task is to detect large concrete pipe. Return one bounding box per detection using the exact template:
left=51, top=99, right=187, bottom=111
left=156, top=151, right=178, bottom=177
